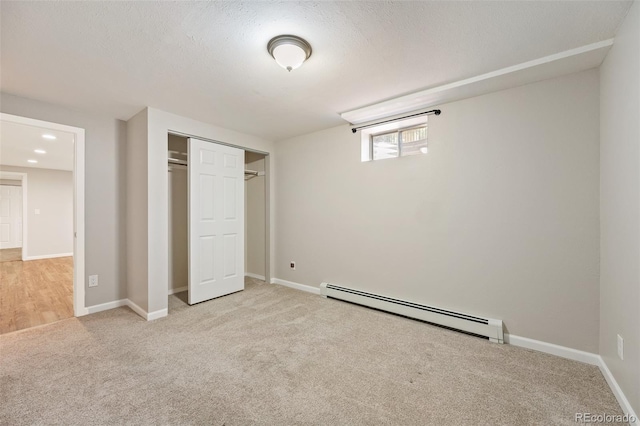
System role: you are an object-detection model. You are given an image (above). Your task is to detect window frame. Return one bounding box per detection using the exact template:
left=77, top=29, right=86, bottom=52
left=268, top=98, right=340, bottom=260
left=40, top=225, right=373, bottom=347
left=369, top=124, right=428, bottom=161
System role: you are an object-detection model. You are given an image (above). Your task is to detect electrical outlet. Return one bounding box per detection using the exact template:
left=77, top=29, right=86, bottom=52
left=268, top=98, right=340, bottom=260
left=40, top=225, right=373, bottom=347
left=88, top=275, right=99, bottom=288
left=617, top=334, right=624, bottom=360
left=290, top=261, right=296, bottom=270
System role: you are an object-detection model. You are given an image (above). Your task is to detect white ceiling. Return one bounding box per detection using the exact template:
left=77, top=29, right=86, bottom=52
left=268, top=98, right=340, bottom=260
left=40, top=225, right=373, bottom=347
left=0, top=1, right=632, bottom=141
left=0, top=121, right=75, bottom=171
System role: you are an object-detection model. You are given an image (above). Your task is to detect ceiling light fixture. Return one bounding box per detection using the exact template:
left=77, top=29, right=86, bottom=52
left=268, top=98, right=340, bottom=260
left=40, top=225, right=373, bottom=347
left=267, top=35, right=312, bottom=72
left=42, top=134, right=57, bottom=140
left=28, top=159, right=38, bottom=164
left=34, top=149, right=47, bottom=154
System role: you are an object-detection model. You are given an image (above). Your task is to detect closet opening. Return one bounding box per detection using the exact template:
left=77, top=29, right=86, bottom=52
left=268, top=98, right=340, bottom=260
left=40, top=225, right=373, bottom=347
left=244, top=151, right=267, bottom=284
left=168, top=134, right=188, bottom=301
left=167, top=133, right=269, bottom=307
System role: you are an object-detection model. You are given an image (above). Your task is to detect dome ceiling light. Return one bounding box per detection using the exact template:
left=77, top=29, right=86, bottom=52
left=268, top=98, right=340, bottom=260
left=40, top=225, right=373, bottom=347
left=267, top=35, right=312, bottom=72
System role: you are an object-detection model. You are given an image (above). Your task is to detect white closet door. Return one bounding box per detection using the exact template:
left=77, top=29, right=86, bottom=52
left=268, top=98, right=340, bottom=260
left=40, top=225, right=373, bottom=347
left=188, top=138, right=245, bottom=305
left=0, top=185, right=23, bottom=249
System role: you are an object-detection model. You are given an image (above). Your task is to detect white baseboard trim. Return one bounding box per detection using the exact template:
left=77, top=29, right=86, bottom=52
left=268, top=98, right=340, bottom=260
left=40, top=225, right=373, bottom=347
left=505, top=334, right=600, bottom=365
left=270, top=278, right=321, bottom=295
left=146, top=308, right=168, bottom=321
left=125, top=299, right=167, bottom=321
left=86, top=298, right=168, bottom=321
left=598, top=357, right=639, bottom=425
left=76, top=307, right=89, bottom=316
left=168, top=286, right=188, bottom=295
left=506, top=334, right=638, bottom=424
left=245, top=272, right=266, bottom=281
left=125, top=298, right=147, bottom=319
left=86, top=299, right=128, bottom=314
left=23, top=252, right=73, bottom=261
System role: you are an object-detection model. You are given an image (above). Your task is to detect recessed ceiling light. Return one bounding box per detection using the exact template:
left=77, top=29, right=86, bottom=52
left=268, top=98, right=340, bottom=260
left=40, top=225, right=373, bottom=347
left=28, top=159, right=38, bottom=164
left=42, top=134, right=56, bottom=140
left=420, top=147, right=429, bottom=154
left=34, top=149, right=47, bottom=154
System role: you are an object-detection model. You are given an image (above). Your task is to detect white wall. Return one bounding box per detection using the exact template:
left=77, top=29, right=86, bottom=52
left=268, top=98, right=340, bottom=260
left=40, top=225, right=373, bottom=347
left=245, top=155, right=266, bottom=278
left=0, top=165, right=73, bottom=258
left=275, top=69, right=600, bottom=353
left=0, top=93, right=127, bottom=307
left=600, top=0, right=640, bottom=415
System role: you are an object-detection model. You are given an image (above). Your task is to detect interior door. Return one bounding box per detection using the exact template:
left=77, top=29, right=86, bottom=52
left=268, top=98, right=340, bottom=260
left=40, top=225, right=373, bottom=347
left=0, top=185, right=23, bottom=249
left=188, top=138, right=245, bottom=305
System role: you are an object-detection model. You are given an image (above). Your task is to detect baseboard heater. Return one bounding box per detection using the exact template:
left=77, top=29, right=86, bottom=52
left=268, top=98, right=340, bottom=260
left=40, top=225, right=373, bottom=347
left=320, top=282, right=504, bottom=343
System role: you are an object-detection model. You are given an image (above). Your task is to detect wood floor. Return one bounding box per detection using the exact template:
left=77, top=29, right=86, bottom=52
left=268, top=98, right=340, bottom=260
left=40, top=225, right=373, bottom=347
left=0, top=256, right=73, bottom=334
left=0, top=248, right=22, bottom=262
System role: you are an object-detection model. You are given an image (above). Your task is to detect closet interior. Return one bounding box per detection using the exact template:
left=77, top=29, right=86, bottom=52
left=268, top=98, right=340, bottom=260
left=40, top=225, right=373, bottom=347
left=244, top=151, right=267, bottom=282
left=168, top=134, right=189, bottom=297
left=167, top=134, right=267, bottom=303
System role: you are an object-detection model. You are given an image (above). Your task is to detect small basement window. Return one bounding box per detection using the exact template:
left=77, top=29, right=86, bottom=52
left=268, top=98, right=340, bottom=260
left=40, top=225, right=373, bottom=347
left=360, top=116, right=429, bottom=162
left=371, top=125, right=428, bottom=160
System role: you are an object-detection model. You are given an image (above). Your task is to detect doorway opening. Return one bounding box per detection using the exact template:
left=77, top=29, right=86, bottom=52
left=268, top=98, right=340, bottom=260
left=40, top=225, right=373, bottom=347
left=0, top=172, right=25, bottom=261
left=0, top=113, right=85, bottom=333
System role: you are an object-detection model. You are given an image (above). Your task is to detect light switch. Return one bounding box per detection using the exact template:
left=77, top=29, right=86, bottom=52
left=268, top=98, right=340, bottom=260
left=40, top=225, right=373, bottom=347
left=34, top=209, right=40, bottom=215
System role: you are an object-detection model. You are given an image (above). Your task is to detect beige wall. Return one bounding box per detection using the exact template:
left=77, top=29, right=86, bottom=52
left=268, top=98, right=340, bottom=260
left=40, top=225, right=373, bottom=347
left=275, top=69, right=600, bottom=352
left=600, top=0, right=640, bottom=414
left=0, top=165, right=73, bottom=257
left=0, top=93, right=127, bottom=307
left=245, top=155, right=266, bottom=278
left=126, top=108, right=149, bottom=311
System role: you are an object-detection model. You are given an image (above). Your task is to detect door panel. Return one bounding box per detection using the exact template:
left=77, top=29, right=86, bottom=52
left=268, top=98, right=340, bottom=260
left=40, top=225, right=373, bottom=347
left=0, top=185, right=23, bottom=249
left=223, top=177, right=237, bottom=219
left=188, top=138, right=244, bottom=305
left=0, top=224, right=10, bottom=243
left=223, top=234, right=237, bottom=278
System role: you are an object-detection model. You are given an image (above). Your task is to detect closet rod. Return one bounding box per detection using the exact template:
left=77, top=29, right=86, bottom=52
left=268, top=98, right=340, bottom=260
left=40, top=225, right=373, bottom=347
left=167, top=161, right=264, bottom=175
left=168, top=158, right=188, bottom=166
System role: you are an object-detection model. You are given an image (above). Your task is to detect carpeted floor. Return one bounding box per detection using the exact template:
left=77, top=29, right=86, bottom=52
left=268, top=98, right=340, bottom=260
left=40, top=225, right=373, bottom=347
left=0, top=278, right=623, bottom=425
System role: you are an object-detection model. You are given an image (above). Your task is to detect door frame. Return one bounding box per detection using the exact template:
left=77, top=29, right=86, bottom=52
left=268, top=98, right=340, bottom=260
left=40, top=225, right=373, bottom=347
left=0, top=113, right=87, bottom=317
left=168, top=130, right=271, bottom=293
left=0, top=172, right=27, bottom=253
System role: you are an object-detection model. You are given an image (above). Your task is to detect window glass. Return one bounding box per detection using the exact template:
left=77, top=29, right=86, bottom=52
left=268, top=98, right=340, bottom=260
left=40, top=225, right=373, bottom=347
left=369, top=125, right=427, bottom=161
left=372, top=132, right=399, bottom=160
left=400, top=127, right=428, bottom=156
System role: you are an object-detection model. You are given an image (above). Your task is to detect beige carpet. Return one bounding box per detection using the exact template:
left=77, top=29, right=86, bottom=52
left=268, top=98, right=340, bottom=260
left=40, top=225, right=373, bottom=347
left=0, top=278, right=622, bottom=425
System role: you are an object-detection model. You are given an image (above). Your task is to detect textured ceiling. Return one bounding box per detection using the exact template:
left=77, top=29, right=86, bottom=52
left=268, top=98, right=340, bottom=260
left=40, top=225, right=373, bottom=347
left=0, top=1, right=632, bottom=141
